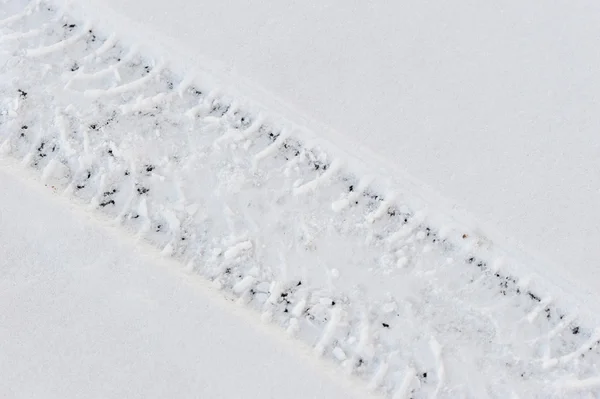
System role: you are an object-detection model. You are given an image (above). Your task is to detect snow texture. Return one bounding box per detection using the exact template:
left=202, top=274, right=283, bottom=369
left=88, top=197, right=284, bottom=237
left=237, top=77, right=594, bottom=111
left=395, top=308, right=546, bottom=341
left=1, top=1, right=600, bottom=397
left=44, top=0, right=600, bottom=301
left=0, top=166, right=365, bottom=399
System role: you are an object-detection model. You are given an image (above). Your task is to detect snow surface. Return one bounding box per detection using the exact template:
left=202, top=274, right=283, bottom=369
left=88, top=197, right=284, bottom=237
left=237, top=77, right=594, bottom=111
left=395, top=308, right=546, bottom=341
left=54, top=0, right=600, bottom=295
left=2, top=1, right=600, bottom=397
left=0, top=165, right=366, bottom=399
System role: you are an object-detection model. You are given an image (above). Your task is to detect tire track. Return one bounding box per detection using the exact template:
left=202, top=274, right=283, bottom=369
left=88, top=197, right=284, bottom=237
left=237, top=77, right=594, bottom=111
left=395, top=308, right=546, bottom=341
left=1, top=1, right=599, bottom=397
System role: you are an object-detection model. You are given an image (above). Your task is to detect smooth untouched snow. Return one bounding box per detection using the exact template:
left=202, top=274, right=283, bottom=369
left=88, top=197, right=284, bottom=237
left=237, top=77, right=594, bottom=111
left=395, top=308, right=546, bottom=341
left=0, top=166, right=366, bottom=399
left=55, top=0, right=600, bottom=295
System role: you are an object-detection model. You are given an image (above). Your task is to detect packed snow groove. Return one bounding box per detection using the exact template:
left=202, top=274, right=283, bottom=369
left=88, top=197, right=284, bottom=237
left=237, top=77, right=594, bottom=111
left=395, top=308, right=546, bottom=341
left=1, top=1, right=599, bottom=397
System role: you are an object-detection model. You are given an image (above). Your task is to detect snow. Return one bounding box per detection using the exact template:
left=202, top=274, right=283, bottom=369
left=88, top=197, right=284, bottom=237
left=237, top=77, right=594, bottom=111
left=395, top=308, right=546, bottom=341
left=53, top=0, right=600, bottom=296
left=2, top=1, right=600, bottom=397
left=0, top=166, right=366, bottom=399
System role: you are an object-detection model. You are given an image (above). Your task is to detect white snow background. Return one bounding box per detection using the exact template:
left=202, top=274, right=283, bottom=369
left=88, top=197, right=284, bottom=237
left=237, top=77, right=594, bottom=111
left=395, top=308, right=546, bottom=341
left=1, top=0, right=600, bottom=397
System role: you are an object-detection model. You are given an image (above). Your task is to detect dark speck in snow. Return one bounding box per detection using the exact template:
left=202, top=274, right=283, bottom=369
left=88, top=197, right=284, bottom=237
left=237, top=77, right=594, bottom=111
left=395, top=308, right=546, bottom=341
left=99, top=200, right=115, bottom=207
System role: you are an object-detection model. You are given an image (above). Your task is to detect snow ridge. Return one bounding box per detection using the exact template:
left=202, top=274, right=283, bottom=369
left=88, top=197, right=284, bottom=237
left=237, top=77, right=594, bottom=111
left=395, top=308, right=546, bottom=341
left=1, top=1, right=599, bottom=397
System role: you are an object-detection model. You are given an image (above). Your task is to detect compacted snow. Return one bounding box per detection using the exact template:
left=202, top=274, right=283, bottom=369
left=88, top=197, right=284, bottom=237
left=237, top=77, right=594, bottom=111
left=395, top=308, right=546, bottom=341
left=1, top=1, right=600, bottom=398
